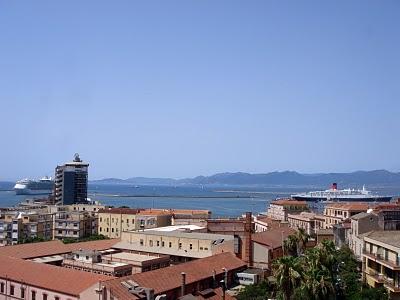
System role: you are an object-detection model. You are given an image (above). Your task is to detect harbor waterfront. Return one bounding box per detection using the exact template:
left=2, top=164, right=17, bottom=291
left=1, top=182, right=399, bottom=217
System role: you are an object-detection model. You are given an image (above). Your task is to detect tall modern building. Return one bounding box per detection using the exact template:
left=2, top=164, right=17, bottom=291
left=54, top=154, right=89, bottom=205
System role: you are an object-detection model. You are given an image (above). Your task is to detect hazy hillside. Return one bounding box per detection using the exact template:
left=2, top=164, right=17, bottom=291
left=91, top=170, right=400, bottom=187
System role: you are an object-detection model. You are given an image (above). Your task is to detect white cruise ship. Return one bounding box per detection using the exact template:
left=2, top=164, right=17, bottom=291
left=13, top=177, right=54, bottom=195
left=291, top=183, right=392, bottom=202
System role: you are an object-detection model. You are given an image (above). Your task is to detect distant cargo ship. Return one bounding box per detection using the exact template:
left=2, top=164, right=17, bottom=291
left=14, top=177, right=54, bottom=195
left=291, top=183, right=392, bottom=202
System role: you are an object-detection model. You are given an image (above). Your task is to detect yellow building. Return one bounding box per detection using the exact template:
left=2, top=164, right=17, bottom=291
left=363, top=231, right=400, bottom=299
left=324, top=202, right=371, bottom=228
left=98, top=208, right=172, bottom=238
left=114, top=229, right=235, bottom=263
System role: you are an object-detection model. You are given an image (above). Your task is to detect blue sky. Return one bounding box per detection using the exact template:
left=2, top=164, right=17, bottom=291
left=0, top=1, right=399, bottom=180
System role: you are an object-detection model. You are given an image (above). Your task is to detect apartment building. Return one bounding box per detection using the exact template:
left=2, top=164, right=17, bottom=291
left=373, top=203, right=400, bottom=230
left=54, top=210, right=98, bottom=240
left=287, top=212, right=325, bottom=236
left=266, top=199, right=308, bottom=221
left=323, top=202, right=371, bottom=228
left=55, top=153, right=89, bottom=205
left=113, top=230, right=235, bottom=263
left=0, top=210, right=54, bottom=246
left=363, top=231, right=400, bottom=299
left=348, top=212, right=379, bottom=259
left=98, top=208, right=172, bottom=238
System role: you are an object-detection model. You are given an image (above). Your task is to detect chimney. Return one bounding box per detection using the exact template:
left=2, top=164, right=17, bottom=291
left=144, top=288, right=155, bottom=300
left=181, top=272, right=186, bottom=296
left=222, top=267, right=228, bottom=289
left=212, top=269, right=216, bottom=288
left=244, top=212, right=252, bottom=265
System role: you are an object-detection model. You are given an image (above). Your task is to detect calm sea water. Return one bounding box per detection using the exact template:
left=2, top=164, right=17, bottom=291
left=0, top=182, right=399, bottom=217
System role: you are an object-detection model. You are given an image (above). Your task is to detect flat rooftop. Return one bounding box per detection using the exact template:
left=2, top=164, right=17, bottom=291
left=145, top=225, right=205, bottom=232
left=103, top=252, right=163, bottom=262
left=31, top=255, right=64, bottom=264
left=125, top=230, right=234, bottom=241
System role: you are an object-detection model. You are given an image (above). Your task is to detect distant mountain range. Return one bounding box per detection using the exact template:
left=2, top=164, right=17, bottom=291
left=91, top=170, right=400, bottom=187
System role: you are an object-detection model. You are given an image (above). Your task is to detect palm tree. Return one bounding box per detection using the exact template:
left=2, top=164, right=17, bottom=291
left=301, top=249, right=335, bottom=300
left=295, top=228, right=309, bottom=256
left=284, top=235, right=298, bottom=256
left=273, top=256, right=302, bottom=300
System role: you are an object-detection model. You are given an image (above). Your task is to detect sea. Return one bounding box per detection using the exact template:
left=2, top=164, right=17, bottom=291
left=1, top=182, right=399, bottom=217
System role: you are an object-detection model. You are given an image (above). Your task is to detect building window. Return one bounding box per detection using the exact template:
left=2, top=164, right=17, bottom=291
left=112, top=228, right=114, bottom=233
left=100, top=227, right=102, bottom=232
left=10, top=285, right=14, bottom=295
left=140, top=239, right=144, bottom=246
left=43, top=293, right=48, bottom=300
left=162, top=241, right=165, bottom=247
left=112, top=218, right=114, bottom=223
left=21, top=287, right=25, bottom=298
left=157, top=241, right=160, bottom=247
left=179, top=243, right=182, bottom=249
left=55, top=297, right=60, bottom=300
left=106, top=228, right=109, bottom=232
left=31, top=290, right=36, bottom=300
left=189, top=244, right=193, bottom=250
left=149, top=240, right=153, bottom=247
left=100, top=217, right=102, bottom=222
left=169, top=242, right=172, bottom=248
left=126, top=219, right=129, bottom=224
left=0, top=282, right=3, bottom=293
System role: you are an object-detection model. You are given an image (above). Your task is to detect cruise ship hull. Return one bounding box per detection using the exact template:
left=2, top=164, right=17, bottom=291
left=292, top=195, right=392, bottom=202
left=14, top=188, right=52, bottom=195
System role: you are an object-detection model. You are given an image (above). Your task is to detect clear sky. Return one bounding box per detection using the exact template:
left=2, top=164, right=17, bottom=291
left=0, top=1, right=399, bottom=180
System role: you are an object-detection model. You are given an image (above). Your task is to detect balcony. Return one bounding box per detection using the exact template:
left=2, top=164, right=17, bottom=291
left=363, top=250, right=400, bottom=270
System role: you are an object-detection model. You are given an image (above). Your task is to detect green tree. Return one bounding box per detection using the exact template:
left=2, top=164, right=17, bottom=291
left=295, top=228, right=309, bottom=256
left=273, top=256, right=302, bottom=300
left=284, top=235, right=298, bottom=256
left=236, top=280, right=272, bottom=300
left=300, top=251, right=334, bottom=300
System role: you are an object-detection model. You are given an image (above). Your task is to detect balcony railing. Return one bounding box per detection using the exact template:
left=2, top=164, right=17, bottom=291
left=363, top=250, right=400, bottom=269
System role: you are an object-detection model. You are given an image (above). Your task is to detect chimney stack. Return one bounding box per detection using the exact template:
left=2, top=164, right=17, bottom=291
left=244, top=212, right=253, bottom=265
left=181, top=272, right=186, bottom=296
left=222, top=267, right=228, bottom=289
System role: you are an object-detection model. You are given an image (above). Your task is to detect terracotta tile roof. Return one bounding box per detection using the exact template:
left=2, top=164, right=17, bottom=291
left=271, top=199, right=307, bottom=206
left=103, top=252, right=246, bottom=299
left=0, top=255, right=109, bottom=297
left=252, top=228, right=296, bottom=249
left=373, top=203, right=400, bottom=212
left=325, top=202, right=373, bottom=211
left=287, top=212, right=324, bottom=221
left=0, top=239, right=119, bottom=259
left=98, top=208, right=143, bottom=215
left=137, top=209, right=173, bottom=216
